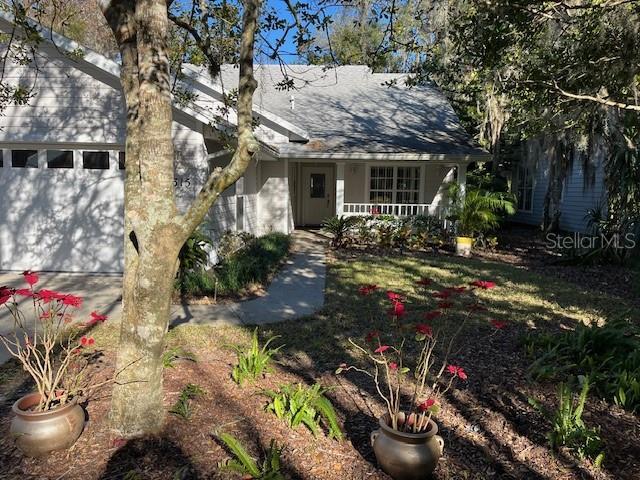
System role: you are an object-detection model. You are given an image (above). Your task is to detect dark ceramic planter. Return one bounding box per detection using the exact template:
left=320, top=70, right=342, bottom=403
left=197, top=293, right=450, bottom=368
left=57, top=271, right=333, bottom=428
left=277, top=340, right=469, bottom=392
left=371, top=414, right=444, bottom=480
left=10, top=392, right=85, bottom=457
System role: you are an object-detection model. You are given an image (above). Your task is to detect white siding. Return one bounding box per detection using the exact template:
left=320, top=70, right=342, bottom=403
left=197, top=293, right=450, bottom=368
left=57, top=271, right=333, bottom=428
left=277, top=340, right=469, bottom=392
left=258, top=160, right=292, bottom=235
left=0, top=43, right=211, bottom=272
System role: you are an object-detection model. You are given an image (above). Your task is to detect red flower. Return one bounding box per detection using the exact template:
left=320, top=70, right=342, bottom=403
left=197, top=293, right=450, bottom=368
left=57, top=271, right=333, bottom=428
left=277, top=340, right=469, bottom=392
left=358, top=284, right=378, bottom=296
left=365, top=330, right=380, bottom=343
left=374, top=345, right=390, bottom=354
left=437, top=301, right=453, bottom=309
left=469, top=280, right=496, bottom=289
left=433, top=290, right=452, bottom=299
left=389, top=362, right=398, bottom=371
left=90, top=311, right=108, bottom=323
left=415, top=277, right=432, bottom=286
left=490, top=319, right=507, bottom=329
left=423, top=310, right=441, bottom=321
left=87, top=337, right=95, bottom=346
left=37, top=289, right=64, bottom=303
left=447, top=365, right=468, bottom=381
left=416, top=323, right=433, bottom=337
left=386, top=291, right=404, bottom=302
left=0, top=286, right=14, bottom=305
left=15, top=288, right=34, bottom=297
left=22, top=271, right=39, bottom=286
left=418, top=398, right=436, bottom=412
left=61, top=294, right=83, bottom=308
left=388, top=301, right=406, bottom=317
left=80, top=336, right=89, bottom=346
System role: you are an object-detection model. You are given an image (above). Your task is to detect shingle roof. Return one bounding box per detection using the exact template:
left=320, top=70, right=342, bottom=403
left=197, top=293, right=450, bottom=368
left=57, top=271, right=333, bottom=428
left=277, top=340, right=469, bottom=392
left=214, top=64, right=487, bottom=157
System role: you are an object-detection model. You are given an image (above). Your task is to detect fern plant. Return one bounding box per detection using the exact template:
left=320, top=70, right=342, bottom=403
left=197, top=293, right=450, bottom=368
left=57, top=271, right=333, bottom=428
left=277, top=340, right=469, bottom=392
left=231, top=329, right=283, bottom=386
left=169, top=383, right=205, bottom=420
left=531, top=378, right=604, bottom=465
left=217, top=432, right=285, bottom=480
left=263, top=383, right=343, bottom=440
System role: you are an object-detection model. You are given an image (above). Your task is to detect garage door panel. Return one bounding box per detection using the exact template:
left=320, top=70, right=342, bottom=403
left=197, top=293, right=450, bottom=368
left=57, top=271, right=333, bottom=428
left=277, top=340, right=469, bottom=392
left=0, top=168, right=124, bottom=273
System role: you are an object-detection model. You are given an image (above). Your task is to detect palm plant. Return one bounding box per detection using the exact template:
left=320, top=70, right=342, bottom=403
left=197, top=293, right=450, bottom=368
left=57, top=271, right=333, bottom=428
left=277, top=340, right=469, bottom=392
left=321, top=215, right=361, bottom=248
left=448, top=184, right=515, bottom=237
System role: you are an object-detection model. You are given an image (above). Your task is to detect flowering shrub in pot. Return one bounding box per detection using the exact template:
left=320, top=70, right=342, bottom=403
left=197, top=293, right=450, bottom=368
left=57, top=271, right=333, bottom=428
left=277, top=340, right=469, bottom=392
left=0, top=272, right=108, bottom=456
left=337, top=278, right=497, bottom=479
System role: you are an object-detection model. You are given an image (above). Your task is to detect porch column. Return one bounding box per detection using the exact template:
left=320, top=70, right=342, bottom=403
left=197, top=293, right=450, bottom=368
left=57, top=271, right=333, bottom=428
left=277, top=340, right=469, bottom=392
left=457, top=163, right=467, bottom=199
left=284, top=158, right=290, bottom=233
left=336, top=162, right=345, bottom=216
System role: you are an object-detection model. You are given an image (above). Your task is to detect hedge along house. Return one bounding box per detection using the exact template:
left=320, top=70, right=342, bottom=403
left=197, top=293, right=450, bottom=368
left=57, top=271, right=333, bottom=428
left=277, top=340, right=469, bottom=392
left=0, top=13, right=489, bottom=274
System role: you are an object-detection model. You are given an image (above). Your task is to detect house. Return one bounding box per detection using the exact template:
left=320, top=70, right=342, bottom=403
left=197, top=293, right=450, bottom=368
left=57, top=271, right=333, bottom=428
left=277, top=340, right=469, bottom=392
left=510, top=138, right=607, bottom=233
left=0, top=13, right=489, bottom=274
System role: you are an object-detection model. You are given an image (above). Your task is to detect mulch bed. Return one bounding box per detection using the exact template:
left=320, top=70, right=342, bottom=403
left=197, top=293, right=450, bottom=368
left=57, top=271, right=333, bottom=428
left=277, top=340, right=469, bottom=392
left=1, top=320, right=638, bottom=479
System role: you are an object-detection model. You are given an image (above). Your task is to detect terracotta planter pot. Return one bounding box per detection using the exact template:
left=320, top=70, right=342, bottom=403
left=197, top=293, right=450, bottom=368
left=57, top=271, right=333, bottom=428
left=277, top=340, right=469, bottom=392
left=11, top=393, right=85, bottom=457
left=371, top=414, right=444, bottom=480
left=455, top=236, right=473, bottom=257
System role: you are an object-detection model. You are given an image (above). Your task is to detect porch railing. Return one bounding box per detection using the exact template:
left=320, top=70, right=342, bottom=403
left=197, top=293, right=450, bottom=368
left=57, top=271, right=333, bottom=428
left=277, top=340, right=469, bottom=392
left=342, top=203, right=442, bottom=218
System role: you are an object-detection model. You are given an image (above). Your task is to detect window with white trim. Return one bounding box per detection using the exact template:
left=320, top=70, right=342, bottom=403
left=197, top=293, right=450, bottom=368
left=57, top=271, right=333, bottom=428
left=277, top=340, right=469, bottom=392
left=369, top=166, right=421, bottom=204
left=516, top=162, right=534, bottom=212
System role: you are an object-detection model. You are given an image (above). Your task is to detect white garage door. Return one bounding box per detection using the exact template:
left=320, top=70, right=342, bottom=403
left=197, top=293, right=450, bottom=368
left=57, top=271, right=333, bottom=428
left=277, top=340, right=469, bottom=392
left=0, top=148, right=125, bottom=273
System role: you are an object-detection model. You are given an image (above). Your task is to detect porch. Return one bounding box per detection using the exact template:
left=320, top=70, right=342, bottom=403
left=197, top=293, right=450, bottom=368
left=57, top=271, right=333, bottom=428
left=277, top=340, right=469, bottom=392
left=288, top=160, right=468, bottom=226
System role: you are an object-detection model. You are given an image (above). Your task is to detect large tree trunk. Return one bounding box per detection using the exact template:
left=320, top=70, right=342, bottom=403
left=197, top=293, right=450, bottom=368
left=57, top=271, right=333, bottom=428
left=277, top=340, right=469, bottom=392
left=100, top=0, right=261, bottom=436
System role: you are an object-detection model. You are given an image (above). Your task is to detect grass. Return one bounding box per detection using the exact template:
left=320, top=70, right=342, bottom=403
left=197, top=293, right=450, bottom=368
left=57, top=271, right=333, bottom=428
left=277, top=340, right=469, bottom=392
left=178, top=232, right=291, bottom=298
left=52, top=252, right=640, bottom=363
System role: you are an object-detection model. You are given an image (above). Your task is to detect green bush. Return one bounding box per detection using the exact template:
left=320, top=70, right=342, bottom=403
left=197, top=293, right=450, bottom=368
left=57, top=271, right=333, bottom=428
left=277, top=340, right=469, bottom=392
left=232, top=328, right=283, bottom=386
left=526, top=318, right=640, bottom=412
left=176, top=233, right=291, bottom=298
left=263, top=383, right=343, bottom=440
left=321, top=215, right=362, bottom=248
left=176, top=230, right=213, bottom=297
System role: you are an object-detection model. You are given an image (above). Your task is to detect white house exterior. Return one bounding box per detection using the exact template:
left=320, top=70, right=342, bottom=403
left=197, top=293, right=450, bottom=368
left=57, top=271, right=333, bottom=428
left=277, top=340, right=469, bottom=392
left=0, top=14, right=489, bottom=273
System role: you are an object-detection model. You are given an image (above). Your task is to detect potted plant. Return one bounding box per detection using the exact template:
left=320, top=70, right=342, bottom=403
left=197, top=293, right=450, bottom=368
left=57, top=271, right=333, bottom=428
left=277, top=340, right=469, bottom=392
left=447, top=184, right=515, bottom=257
left=338, top=279, right=496, bottom=479
left=0, top=271, right=108, bottom=457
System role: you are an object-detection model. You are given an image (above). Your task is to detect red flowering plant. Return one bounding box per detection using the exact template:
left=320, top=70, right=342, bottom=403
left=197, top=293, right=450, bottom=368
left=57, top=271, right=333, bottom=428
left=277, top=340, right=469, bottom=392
left=337, top=278, right=496, bottom=433
left=0, top=272, right=108, bottom=411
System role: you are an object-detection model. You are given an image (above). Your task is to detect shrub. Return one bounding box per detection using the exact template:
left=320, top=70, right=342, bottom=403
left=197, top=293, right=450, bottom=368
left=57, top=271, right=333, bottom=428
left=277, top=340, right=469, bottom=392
left=176, top=230, right=212, bottom=297
left=263, top=383, right=343, bottom=440
left=447, top=184, right=515, bottom=237
left=169, top=383, right=205, bottom=420
left=175, top=233, right=291, bottom=298
left=530, top=379, right=604, bottom=465
left=217, top=230, right=256, bottom=261
left=321, top=215, right=361, bottom=248
left=231, top=329, right=283, bottom=386
left=217, top=432, right=285, bottom=480
left=526, top=318, right=640, bottom=412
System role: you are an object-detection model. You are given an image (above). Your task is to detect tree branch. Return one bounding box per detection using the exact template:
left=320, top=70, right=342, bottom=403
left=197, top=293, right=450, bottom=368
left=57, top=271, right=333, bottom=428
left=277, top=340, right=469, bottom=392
left=178, top=0, right=262, bottom=237
left=554, top=82, right=640, bottom=112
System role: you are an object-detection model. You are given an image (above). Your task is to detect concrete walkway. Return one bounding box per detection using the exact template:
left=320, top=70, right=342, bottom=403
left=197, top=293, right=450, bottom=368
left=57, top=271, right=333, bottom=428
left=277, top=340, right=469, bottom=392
left=0, top=230, right=327, bottom=363
left=171, top=229, right=327, bottom=327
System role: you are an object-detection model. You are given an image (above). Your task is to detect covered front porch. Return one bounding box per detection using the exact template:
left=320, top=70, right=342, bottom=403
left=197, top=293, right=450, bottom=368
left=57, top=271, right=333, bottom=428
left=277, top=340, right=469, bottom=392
left=287, top=159, right=469, bottom=226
